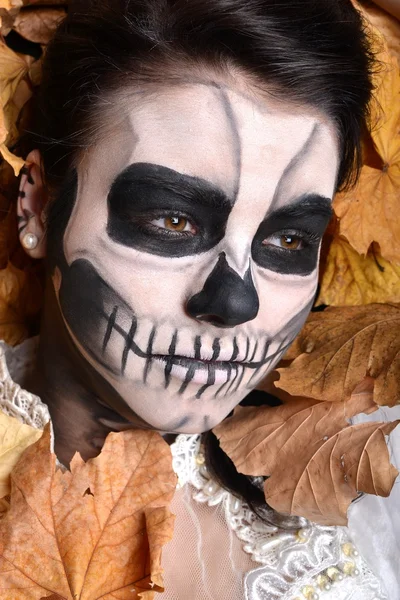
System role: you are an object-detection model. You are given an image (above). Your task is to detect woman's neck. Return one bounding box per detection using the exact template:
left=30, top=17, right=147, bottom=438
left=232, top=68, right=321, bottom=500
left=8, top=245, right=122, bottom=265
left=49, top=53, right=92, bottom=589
left=28, top=282, right=157, bottom=467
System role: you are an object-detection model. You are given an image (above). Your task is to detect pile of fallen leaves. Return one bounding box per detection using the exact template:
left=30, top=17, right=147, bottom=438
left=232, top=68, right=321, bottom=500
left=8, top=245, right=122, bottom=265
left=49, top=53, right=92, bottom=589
left=0, top=0, right=399, bottom=597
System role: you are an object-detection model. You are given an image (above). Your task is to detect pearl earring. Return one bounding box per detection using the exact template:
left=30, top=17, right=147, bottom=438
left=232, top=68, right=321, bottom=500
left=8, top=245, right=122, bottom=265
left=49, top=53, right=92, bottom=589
left=22, top=233, right=38, bottom=250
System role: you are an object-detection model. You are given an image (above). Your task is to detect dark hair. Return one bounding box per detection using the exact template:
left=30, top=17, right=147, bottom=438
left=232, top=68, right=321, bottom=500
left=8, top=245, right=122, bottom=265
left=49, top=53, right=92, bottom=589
left=24, top=0, right=375, bottom=526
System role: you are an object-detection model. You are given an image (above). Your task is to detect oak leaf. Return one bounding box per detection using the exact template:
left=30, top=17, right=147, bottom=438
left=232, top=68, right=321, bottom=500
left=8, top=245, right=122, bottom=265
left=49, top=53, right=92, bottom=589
left=317, top=237, right=400, bottom=306
left=0, top=425, right=176, bottom=599
left=214, top=393, right=399, bottom=525
left=0, top=410, right=42, bottom=499
left=275, top=304, right=400, bottom=407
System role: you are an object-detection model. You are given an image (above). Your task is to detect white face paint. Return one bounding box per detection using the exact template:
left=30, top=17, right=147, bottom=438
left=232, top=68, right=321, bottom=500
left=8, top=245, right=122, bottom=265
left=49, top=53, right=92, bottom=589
left=56, top=83, right=339, bottom=433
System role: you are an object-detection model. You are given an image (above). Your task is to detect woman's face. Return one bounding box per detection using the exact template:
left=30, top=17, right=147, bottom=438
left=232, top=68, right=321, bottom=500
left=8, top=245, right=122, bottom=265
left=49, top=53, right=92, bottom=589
left=54, top=83, right=338, bottom=433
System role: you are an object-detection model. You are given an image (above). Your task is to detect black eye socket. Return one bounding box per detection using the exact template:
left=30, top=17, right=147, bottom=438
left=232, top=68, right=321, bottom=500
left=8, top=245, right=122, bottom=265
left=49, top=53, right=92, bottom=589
left=106, top=163, right=232, bottom=258
left=251, top=196, right=333, bottom=276
left=252, top=223, right=321, bottom=275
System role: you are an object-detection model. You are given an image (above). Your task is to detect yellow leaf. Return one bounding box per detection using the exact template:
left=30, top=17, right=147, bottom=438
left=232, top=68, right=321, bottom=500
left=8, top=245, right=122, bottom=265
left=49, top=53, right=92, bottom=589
left=0, top=41, right=27, bottom=105
left=0, top=410, right=42, bottom=499
left=214, top=395, right=399, bottom=525
left=0, top=1, right=22, bottom=9
left=333, top=54, right=400, bottom=263
left=371, top=52, right=400, bottom=160
left=356, top=0, right=400, bottom=61
left=0, top=426, right=176, bottom=599
left=275, top=303, right=400, bottom=407
left=317, top=237, right=400, bottom=306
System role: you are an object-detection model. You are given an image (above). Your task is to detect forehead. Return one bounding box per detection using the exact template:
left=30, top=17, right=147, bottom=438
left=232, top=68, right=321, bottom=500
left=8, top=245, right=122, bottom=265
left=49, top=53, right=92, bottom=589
left=123, top=84, right=339, bottom=204
left=76, top=82, right=339, bottom=217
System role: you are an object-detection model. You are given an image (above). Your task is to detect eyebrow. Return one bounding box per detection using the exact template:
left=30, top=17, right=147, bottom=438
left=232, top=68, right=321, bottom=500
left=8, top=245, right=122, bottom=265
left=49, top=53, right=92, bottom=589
left=265, top=193, right=333, bottom=223
left=110, top=162, right=233, bottom=211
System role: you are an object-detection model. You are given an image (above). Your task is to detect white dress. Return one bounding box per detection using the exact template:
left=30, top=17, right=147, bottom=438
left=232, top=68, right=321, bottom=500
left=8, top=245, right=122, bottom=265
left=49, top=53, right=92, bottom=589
left=0, top=339, right=399, bottom=600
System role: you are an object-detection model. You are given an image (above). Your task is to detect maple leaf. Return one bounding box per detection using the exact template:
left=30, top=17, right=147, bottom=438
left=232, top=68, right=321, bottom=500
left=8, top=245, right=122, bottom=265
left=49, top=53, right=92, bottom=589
left=13, top=7, right=66, bottom=44
left=0, top=425, right=176, bottom=599
left=317, top=236, right=400, bottom=306
left=275, top=303, right=400, bottom=407
left=0, top=410, right=42, bottom=500
left=333, top=52, right=400, bottom=263
left=214, top=393, right=399, bottom=525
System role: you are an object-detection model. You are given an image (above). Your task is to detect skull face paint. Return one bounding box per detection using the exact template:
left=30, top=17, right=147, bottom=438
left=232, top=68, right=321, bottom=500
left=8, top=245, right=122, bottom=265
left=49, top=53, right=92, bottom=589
left=56, top=83, right=339, bottom=433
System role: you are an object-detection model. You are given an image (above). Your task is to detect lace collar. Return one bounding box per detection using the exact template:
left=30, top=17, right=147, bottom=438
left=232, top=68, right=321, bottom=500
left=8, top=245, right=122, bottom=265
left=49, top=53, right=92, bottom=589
left=171, top=434, right=387, bottom=600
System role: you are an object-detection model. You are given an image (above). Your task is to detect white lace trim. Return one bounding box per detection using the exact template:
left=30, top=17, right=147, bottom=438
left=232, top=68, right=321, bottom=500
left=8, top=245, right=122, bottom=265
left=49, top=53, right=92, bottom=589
left=170, top=434, right=388, bottom=600
left=0, top=344, right=50, bottom=429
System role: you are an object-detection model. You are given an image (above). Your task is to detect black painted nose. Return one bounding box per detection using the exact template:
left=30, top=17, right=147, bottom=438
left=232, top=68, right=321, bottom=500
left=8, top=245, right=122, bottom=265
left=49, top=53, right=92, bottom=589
left=186, top=252, right=259, bottom=327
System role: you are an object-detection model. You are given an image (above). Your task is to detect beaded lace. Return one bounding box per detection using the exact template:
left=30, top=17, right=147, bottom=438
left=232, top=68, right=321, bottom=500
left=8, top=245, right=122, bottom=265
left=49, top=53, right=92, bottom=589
left=171, top=434, right=388, bottom=600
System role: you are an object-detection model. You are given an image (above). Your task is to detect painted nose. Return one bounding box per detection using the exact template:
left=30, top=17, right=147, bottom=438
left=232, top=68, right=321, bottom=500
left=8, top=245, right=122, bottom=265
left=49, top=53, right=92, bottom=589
left=186, top=252, right=259, bottom=327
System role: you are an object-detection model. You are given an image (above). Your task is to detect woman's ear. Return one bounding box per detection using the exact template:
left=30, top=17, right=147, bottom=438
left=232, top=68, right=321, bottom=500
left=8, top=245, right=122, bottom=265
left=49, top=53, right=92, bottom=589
left=17, top=149, right=48, bottom=259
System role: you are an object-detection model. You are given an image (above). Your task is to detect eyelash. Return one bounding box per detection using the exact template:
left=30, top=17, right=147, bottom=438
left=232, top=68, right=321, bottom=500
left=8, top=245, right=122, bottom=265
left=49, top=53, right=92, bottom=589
left=135, top=212, right=199, bottom=238
left=262, top=229, right=322, bottom=251
left=134, top=213, right=321, bottom=251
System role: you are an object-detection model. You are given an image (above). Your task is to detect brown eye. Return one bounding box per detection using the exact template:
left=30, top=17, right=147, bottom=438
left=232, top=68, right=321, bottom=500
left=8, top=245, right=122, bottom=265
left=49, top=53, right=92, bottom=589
left=165, top=216, right=188, bottom=231
left=150, top=215, right=196, bottom=234
left=280, top=234, right=301, bottom=249
left=262, top=233, right=303, bottom=250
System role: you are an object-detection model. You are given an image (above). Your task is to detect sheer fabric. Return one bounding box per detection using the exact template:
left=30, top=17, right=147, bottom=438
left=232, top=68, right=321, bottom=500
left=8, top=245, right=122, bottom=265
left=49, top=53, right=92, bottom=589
left=1, top=339, right=397, bottom=599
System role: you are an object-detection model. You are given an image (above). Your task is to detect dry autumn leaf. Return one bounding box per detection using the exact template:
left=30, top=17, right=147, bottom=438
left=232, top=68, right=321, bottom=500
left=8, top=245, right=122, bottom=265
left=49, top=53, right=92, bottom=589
left=0, top=41, right=28, bottom=174
left=0, top=261, right=43, bottom=345
left=0, top=410, right=42, bottom=499
left=317, top=237, right=400, bottom=306
left=13, top=7, right=66, bottom=44
left=214, top=392, right=399, bottom=525
left=275, top=303, right=400, bottom=407
left=355, top=0, right=400, bottom=61
left=333, top=52, right=400, bottom=263
left=0, top=425, right=176, bottom=600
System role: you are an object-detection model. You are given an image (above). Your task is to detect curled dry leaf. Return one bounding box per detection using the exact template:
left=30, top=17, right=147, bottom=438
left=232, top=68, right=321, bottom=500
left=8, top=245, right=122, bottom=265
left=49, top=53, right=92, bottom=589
left=13, top=7, right=66, bottom=44
left=0, top=425, right=176, bottom=599
left=0, top=410, right=42, bottom=499
left=275, top=304, right=400, bottom=407
left=317, top=236, right=400, bottom=306
left=214, top=393, right=399, bottom=525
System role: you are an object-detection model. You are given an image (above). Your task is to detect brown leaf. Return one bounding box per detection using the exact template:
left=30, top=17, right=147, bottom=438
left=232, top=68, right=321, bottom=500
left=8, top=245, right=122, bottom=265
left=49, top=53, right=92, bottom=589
left=275, top=304, right=400, bottom=407
left=13, top=7, right=66, bottom=44
left=317, top=236, right=400, bottom=306
left=214, top=395, right=399, bottom=525
left=0, top=425, right=176, bottom=599
left=0, top=261, right=43, bottom=346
